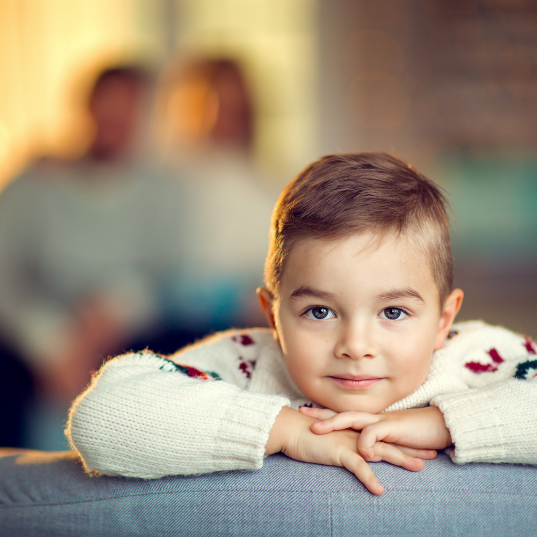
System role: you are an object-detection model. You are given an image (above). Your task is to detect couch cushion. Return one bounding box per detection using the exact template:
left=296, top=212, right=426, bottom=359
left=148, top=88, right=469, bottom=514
left=1, top=450, right=536, bottom=536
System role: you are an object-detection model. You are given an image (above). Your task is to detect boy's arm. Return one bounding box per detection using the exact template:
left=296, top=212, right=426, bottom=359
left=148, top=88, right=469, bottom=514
left=431, top=324, right=537, bottom=464
left=303, top=379, right=537, bottom=466
left=431, top=378, right=537, bottom=464
left=66, top=346, right=289, bottom=478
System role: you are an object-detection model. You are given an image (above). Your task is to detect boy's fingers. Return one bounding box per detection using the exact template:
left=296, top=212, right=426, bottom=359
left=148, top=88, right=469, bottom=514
left=370, top=442, right=425, bottom=472
left=358, top=423, right=439, bottom=459
left=339, top=449, right=384, bottom=495
left=397, top=446, right=437, bottom=460
left=311, top=411, right=379, bottom=435
left=298, top=407, right=336, bottom=420
left=357, top=421, right=389, bottom=452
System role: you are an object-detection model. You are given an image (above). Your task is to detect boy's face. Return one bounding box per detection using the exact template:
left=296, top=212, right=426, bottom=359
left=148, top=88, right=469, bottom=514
left=259, top=231, right=462, bottom=414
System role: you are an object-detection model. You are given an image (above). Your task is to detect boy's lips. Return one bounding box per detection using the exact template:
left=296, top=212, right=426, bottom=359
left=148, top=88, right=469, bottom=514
left=329, top=374, right=384, bottom=390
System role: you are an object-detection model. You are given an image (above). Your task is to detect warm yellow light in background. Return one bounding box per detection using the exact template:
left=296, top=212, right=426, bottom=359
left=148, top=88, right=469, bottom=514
left=173, top=0, right=318, bottom=176
left=0, top=0, right=318, bottom=188
left=0, top=123, right=11, bottom=166
left=0, top=0, right=141, bottom=187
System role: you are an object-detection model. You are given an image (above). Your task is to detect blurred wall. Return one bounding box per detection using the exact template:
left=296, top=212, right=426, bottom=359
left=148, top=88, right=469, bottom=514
left=1, top=0, right=535, bottom=334
left=318, top=0, right=537, bottom=335
left=0, top=0, right=319, bottom=188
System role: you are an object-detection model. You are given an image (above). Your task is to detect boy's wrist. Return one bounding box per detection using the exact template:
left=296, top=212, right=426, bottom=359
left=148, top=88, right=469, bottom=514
left=265, top=406, right=314, bottom=456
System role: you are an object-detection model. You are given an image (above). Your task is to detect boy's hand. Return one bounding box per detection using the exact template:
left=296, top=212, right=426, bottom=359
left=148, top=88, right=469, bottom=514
left=266, top=407, right=428, bottom=495
left=300, top=406, right=451, bottom=462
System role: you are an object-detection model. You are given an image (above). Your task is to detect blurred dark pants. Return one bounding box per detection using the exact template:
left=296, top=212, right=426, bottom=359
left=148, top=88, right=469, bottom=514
left=125, top=325, right=211, bottom=356
left=0, top=325, right=216, bottom=449
left=0, top=337, right=34, bottom=448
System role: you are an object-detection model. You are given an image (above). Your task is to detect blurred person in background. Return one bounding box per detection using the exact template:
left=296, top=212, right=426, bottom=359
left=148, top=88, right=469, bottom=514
left=0, top=65, right=187, bottom=449
left=154, top=57, right=278, bottom=337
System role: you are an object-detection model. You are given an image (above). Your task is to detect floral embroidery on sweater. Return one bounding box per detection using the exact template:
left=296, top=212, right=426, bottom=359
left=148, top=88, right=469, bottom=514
left=155, top=355, right=221, bottom=380
left=514, top=360, right=537, bottom=380
left=524, top=337, right=536, bottom=354
left=447, top=330, right=459, bottom=340
left=238, top=356, right=257, bottom=379
left=232, top=333, right=258, bottom=378
left=465, top=348, right=505, bottom=373
left=176, top=364, right=221, bottom=381
left=463, top=336, right=536, bottom=380
left=232, top=334, right=256, bottom=346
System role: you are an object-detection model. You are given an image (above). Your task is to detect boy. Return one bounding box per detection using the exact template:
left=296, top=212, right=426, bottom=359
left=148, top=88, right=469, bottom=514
left=67, top=153, right=537, bottom=495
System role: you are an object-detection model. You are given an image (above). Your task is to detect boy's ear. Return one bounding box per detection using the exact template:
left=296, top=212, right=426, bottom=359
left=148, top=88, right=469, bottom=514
left=433, top=288, right=464, bottom=351
left=256, top=287, right=276, bottom=330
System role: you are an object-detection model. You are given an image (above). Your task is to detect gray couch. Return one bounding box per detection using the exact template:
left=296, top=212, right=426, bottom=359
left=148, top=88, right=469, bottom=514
left=1, top=449, right=536, bottom=536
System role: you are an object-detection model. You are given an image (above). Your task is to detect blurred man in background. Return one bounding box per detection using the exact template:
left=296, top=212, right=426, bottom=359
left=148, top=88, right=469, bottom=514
left=0, top=65, right=186, bottom=449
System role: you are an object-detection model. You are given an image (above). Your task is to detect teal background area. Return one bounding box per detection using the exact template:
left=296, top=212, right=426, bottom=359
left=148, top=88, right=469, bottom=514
left=441, top=155, right=537, bottom=337
left=446, top=156, right=537, bottom=262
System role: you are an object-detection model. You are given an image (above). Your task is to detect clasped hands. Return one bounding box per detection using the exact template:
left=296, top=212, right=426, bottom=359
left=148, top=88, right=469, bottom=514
left=266, top=405, right=452, bottom=496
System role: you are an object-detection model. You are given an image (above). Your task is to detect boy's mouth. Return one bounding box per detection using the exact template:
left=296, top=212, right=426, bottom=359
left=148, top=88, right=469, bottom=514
left=329, top=375, right=384, bottom=390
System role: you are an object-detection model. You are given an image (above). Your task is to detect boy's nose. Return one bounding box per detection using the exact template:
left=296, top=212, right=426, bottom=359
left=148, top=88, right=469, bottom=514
left=334, top=320, right=377, bottom=360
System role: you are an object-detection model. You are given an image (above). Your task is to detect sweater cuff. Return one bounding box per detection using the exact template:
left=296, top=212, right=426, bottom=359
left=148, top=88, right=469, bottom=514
left=213, top=391, right=289, bottom=472
left=431, top=379, right=537, bottom=465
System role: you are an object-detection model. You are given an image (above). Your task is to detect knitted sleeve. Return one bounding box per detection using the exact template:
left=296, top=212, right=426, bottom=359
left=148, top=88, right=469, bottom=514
left=432, top=379, right=537, bottom=464
left=431, top=323, right=537, bottom=464
left=66, top=330, right=290, bottom=478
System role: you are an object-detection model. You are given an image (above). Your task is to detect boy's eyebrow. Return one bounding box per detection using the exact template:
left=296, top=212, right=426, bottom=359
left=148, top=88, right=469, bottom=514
left=289, top=286, right=336, bottom=301
left=289, top=286, right=425, bottom=303
left=377, top=288, right=424, bottom=303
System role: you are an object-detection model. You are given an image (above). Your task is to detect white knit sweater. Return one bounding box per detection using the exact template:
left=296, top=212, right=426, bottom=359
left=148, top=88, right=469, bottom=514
left=66, top=321, right=537, bottom=477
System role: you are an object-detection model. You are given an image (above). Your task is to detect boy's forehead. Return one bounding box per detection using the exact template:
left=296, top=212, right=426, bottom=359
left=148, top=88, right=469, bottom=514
left=289, top=231, right=410, bottom=264
left=281, top=231, right=440, bottom=300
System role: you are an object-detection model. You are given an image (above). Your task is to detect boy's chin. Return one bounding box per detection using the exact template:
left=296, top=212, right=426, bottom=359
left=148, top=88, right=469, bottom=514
left=322, top=399, right=391, bottom=415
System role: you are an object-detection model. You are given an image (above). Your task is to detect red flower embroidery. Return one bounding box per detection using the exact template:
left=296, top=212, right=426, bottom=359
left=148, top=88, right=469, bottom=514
left=176, top=364, right=210, bottom=380
left=488, top=348, right=504, bottom=364
left=465, top=362, right=496, bottom=373
left=465, top=348, right=505, bottom=374
left=232, top=334, right=255, bottom=346
left=524, top=337, right=536, bottom=354
left=238, top=356, right=257, bottom=379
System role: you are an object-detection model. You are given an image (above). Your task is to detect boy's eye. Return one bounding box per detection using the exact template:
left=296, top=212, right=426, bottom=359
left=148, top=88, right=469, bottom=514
left=305, top=307, right=336, bottom=320
left=380, top=307, right=407, bottom=321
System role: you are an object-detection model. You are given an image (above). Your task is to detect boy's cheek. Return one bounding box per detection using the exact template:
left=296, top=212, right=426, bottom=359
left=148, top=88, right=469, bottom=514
left=391, top=339, right=433, bottom=382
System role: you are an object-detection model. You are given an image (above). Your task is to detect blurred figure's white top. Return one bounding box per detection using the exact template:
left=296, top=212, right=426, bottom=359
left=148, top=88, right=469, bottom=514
left=162, top=148, right=279, bottom=328
left=0, top=157, right=186, bottom=365
left=177, top=149, right=276, bottom=273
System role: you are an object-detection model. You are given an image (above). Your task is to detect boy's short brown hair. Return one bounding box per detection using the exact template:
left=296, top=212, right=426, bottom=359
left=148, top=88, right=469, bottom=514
left=265, top=152, right=453, bottom=306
